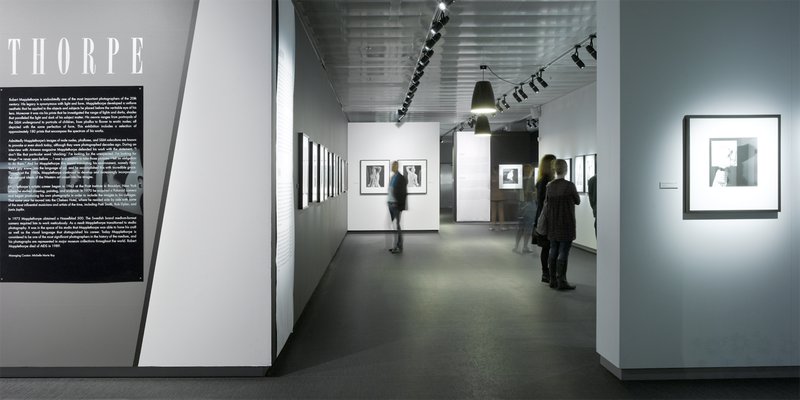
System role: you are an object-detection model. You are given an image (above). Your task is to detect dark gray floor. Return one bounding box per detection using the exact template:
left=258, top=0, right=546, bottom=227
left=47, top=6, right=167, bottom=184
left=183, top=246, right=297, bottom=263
left=2, top=214, right=798, bottom=399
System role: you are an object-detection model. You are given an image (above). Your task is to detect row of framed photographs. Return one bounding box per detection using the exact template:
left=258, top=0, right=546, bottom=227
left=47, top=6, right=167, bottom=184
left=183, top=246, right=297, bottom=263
left=359, top=159, right=427, bottom=195
left=298, top=133, right=347, bottom=210
left=572, top=154, right=596, bottom=193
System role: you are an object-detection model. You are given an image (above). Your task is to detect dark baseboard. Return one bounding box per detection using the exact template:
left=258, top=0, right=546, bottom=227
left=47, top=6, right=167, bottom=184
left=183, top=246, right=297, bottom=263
left=0, top=367, right=269, bottom=378
left=600, top=356, right=800, bottom=380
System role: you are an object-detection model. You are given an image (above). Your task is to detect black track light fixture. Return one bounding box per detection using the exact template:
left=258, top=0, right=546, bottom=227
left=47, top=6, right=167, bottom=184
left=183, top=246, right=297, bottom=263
left=409, top=85, right=418, bottom=94
left=585, top=34, right=597, bottom=59
left=424, top=32, right=442, bottom=51
left=501, top=95, right=510, bottom=109
left=430, top=15, right=449, bottom=35
left=467, top=117, right=475, bottom=128
left=572, top=45, right=585, bottom=69
left=413, top=69, right=424, bottom=81
left=406, top=92, right=415, bottom=100
left=496, top=100, right=503, bottom=113
left=528, top=77, right=540, bottom=93
left=512, top=90, right=522, bottom=103
left=535, top=70, right=549, bottom=88
left=517, top=86, right=528, bottom=99
left=418, top=58, right=430, bottom=68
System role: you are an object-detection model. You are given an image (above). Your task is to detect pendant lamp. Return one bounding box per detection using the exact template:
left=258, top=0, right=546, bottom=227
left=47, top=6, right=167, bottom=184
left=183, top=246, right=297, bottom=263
left=471, top=65, right=496, bottom=114
left=474, top=115, right=492, bottom=136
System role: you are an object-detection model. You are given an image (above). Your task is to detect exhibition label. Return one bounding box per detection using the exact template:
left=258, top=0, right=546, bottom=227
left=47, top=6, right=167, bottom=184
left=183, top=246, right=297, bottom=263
left=1, top=86, right=143, bottom=282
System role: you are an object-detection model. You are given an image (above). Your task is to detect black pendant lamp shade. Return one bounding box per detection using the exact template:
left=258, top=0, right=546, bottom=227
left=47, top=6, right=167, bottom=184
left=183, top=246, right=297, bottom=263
left=474, top=115, right=492, bottom=136
left=471, top=80, right=496, bottom=114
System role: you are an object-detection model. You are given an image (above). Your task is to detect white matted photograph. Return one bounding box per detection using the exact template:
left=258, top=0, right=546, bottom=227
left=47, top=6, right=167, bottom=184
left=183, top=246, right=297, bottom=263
left=498, top=164, right=523, bottom=189
left=574, top=156, right=585, bottom=192
left=398, top=159, right=427, bottom=194
left=299, top=133, right=310, bottom=209
left=360, top=160, right=390, bottom=195
left=585, top=154, right=596, bottom=187
left=684, top=115, right=780, bottom=213
left=563, top=157, right=572, bottom=182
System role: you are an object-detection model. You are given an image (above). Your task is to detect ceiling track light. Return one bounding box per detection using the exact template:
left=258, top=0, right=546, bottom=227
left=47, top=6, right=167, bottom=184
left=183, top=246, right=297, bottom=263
left=438, top=0, right=454, bottom=11
left=572, top=45, right=585, bottom=69
left=512, top=90, right=522, bottom=103
left=528, top=76, right=540, bottom=93
left=585, top=34, right=597, bottom=59
left=430, top=15, right=450, bottom=35
left=517, top=86, right=528, bottom=99
left=536, top=70, right=549, bottom=88
left=496, top=100, right=503, bottom=113
left=501, top=95, right=510, bottom=109
left=424, top=32, right=442, bottom=51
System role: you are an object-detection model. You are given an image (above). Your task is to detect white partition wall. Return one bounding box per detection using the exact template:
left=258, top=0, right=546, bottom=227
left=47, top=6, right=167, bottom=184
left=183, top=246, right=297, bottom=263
left=455, top=131, right=491, bottom=222
left=348, top=123, right=440, bottom=231
left=139, top=0, right=272, bottom=367
left=597, top=0, right=799, bottom=378
left=539, top=83, right=597, bottom=250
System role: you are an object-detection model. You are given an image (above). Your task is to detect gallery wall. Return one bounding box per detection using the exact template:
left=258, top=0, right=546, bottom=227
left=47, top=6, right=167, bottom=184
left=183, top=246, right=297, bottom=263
left=455, top=131, right=491, bottom=222
left=539, top=83, right=598, bottom=250
left=293, top=12, right=348, bottom=325
left=139, top=0, right=273, bottom=368
left=348, top=122, right=440, bottom=231
left=0, top=0, right=196, bottom=368
left=0, top=0, right=276, bottom=373
left=599, top=0, right=799, bottom=375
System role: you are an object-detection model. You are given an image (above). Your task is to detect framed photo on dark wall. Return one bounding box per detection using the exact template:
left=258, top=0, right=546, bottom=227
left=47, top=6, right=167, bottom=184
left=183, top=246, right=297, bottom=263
left=498, top=164, right=523, bottom=189
left=311, top=142, right=319, bottom=202
left=398, top=159, right=427, bottom=194
left=360, top=160, right=390, bottom=194
left=683, top=115, right=780, bottom=213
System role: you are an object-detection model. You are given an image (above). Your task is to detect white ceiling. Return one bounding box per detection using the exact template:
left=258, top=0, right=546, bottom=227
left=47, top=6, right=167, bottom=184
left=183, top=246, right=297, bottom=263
left=292, top=0, right=597, bottom=136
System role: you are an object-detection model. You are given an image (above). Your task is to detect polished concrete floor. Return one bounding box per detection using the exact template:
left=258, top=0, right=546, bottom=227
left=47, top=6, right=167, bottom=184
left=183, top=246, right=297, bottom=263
left=2, top=215, right=798, bottom=399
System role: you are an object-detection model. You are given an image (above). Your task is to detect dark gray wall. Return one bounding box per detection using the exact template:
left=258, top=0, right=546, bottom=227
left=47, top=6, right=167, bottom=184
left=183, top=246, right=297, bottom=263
left=0, top=0, right=195, bottom=367
left=292, top=13, right=348, bottom=323
left=490, top=132, right=537, bottom=218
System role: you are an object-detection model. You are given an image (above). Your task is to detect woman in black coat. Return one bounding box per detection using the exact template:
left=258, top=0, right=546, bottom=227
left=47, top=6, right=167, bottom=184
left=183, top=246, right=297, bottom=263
left=544, top=159, right=581, bottom=290
left=533, top=154, right=556, bottom=284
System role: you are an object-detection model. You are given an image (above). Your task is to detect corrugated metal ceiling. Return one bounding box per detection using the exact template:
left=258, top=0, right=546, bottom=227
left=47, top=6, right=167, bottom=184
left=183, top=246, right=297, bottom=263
left=292, top=0, right=597, bottom=135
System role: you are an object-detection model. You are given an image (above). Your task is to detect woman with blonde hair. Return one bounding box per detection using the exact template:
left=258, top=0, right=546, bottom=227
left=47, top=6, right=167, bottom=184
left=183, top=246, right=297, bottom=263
left=532, top=154, right=557, bottom=283
left=543, top=159, right=580, bottom=290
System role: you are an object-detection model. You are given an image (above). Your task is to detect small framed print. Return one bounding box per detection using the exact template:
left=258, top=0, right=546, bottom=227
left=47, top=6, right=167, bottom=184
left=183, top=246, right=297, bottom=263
left=574, top=156, right=585, bottom=193
left=298, top=133, right=310, bottom=209
left=360, top=160, right=390, bottom=195
left=585, top=154, right=596, bottom=191
left=398, top=159, right=427, bottom=194
left=311, top=142, right=320, bottom=202
left=564, top=157, right=572, bottom=182
left=498, top=164, right=523, bottom=189
left=683, top=115, right=780, bottom=213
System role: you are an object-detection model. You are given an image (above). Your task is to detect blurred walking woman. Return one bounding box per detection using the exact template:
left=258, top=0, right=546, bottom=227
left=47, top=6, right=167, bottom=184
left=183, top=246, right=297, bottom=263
left=533, top=154, right=557, bottom=283
left=544, top=159, right=580, bottom=290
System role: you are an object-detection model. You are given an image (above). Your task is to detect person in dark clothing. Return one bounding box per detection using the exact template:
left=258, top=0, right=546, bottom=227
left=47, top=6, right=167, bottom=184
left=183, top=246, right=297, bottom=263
left=533, top=154, right=557, bottom=283
left=588, top=175, right=597, bottom=237
left=388, top=161, right=408, bottom=254
left=544, top=159, right=581, bottom=290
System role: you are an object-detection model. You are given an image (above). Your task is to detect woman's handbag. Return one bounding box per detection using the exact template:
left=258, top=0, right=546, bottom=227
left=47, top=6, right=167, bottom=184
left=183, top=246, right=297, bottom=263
left=531, top=200, right=549, bottom=246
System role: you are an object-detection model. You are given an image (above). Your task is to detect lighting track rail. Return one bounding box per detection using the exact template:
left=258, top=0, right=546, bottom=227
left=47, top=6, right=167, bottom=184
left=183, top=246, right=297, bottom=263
left=397, top=0, right=454, bottom=123
left=443, top=33, right=597, bottom=137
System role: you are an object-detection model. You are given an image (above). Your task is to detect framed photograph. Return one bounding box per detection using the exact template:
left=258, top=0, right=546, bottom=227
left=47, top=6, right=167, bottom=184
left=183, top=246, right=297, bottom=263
left=585, top=154, right=596, bottom=188
left=360, top=160, right=390, bottom=195
left=564, top=157, right=572, bottom=182
left=398, top=159, right=427, bottom=194
left=311, top=142, right=320, bottom=202
left=298, top=133, right=310, bottom=209
left=498, top=164, right=523, bottom=189
left=574, top=156, right=585, bottom=192
left=322, top=146, right=329, bottom=201
left=684, top=115, right=780, bottom=213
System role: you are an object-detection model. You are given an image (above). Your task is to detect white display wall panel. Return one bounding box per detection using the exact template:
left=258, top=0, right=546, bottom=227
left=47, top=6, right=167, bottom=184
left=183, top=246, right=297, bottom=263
left=139, top=0, right=272, bottom=367
left=540, top=82, right=597, bottom=250
left=347, top=122, right=440, bottom=231
left=275, top=0, right=295, bottom=357
left=455, top=131, right=490, bottom=222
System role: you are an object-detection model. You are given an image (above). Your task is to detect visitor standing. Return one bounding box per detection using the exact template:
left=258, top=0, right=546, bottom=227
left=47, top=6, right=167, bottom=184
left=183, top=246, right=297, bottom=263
left=387, top=161, right=407, bottom=254
left=543, top=159, right=581, bottom=290
left=533, top=154, right=557, bottom=283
